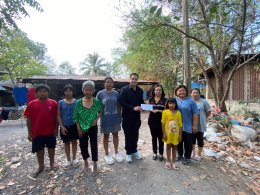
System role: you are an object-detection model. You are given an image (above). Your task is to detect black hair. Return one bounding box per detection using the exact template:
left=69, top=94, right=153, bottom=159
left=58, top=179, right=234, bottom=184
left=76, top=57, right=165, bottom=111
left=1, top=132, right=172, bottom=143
left=130, top=73, right=139, bottom=79
left=36, top=84, right=50, bottom=93
left=174, top=84, right=188, bottom=97
left=63, top=84, right=75, bottom=96
left=165, top=98, right=178, bottom=110
left=104, top=76, right=113, bottom=82
left=151, top=84, right=165, bottom=98
left=192, top=88, right=201, bottom=94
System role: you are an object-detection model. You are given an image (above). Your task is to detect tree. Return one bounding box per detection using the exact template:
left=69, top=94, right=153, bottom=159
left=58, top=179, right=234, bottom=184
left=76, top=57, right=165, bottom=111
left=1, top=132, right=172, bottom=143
left=0, top=0, right=42, bottom=31
left=0, top=30, right=47, bottom=83
left=117, top=0, right=260, bottom=111
left=113, top=5, right=188, bottom=96
left=42, top=55, right=57, bottom=75
left=57, top=61, right=76, bottom=75
left=79, top=52, right=109, bottom=76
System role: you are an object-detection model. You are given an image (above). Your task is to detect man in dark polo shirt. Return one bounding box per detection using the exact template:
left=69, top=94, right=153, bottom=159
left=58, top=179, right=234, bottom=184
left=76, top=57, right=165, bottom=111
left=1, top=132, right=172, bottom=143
left=119, top=73, right=144, bottom=163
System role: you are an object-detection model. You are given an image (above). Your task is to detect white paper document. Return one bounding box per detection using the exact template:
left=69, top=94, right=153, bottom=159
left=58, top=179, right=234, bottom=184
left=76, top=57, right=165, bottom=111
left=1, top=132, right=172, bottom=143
left=141, top=104, right=153, bottom=111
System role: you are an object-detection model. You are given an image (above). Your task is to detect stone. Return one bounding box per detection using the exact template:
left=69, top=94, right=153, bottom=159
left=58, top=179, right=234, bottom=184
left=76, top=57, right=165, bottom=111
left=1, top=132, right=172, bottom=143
left=239, top=162, right=251, bottom=169
left=225, top=157, right=236, bottom=164
left=11, top=157, right=20, bottom=164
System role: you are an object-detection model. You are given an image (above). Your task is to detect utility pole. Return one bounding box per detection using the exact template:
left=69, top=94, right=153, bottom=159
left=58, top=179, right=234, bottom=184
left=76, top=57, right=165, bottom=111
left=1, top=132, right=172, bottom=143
left=182, top=0, right=191, bottom=93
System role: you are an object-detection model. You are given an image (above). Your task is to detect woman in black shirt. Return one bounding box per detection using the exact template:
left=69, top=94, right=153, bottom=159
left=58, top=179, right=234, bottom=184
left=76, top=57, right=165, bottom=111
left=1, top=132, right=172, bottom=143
left=148, top=84, right=167, bottom=161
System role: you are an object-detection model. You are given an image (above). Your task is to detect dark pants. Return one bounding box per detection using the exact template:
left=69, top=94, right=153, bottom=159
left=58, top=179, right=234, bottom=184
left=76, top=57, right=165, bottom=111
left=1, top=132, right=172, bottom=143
left=79, top=126, right=98, bottom=161
left=177, top=131, right=193, bottom=159
left=192, top=132, right=204, bottom=147
left=122, top=118, right=141, bottom=155
left=149, top=125, right=164, bottom=155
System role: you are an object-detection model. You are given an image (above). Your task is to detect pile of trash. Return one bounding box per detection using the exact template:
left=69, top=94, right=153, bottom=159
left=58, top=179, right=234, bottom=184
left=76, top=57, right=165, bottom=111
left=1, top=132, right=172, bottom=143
left=203, top=115, right=260, bottom=194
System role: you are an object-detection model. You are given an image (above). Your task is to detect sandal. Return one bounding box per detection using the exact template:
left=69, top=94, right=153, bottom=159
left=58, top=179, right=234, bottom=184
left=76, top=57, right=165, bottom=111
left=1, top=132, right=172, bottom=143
left=172, top=163, right=180, bottom=171
left=165, top=161, right=172, bottom=170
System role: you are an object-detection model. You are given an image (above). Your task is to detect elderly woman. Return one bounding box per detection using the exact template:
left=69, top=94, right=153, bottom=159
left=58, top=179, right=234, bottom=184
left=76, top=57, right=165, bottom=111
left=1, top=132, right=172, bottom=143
left=191, top=88, right=211, bottom=161
left=73, top=80, right=102, bottom=175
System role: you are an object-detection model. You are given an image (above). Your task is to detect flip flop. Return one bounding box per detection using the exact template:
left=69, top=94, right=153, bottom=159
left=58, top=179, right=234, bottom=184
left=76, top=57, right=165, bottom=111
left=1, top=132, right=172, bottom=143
left=172, top=163, right=180, bottom=171
left=165, top=161, right=172, bottom=170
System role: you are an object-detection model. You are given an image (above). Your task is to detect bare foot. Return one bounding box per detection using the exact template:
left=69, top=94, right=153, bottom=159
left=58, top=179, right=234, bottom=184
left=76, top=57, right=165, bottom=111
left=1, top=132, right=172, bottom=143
left=32, top=166, right=44, bottom=178
left=92, top=163, right=98, bottom=176
left=83, top=161, right=88, bottom=175
left=50, top=164, right=59, bottom=171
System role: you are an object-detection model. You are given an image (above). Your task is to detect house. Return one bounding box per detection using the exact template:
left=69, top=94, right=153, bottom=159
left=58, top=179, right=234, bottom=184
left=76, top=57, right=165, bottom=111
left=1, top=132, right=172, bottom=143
left=21, top=75, right=158, bottom=101
left=196, top=54, right=260, bottom=101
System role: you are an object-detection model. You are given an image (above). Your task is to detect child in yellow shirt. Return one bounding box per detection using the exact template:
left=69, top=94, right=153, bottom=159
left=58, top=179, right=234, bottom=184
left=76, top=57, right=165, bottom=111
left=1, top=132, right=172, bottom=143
left=161, top=98, right=182, bottom=170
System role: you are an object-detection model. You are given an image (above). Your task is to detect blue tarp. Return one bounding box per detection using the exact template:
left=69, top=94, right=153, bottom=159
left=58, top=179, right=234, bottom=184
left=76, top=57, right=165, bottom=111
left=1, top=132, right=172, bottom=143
left=191, top=82, right=205, bottom=89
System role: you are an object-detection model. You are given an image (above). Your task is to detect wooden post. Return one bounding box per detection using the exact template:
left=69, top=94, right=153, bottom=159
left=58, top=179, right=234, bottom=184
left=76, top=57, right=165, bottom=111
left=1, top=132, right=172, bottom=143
left=182, top=0, right=191, bottom=93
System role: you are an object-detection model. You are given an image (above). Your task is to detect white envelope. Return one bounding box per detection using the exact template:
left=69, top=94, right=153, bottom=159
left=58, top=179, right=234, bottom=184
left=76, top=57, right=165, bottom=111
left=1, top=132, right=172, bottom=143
left=141, top=104, right=153, bottom=111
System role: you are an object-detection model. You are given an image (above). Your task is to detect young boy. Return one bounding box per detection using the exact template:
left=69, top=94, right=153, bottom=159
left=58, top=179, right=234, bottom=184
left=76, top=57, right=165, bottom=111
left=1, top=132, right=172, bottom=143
left=24, top=84, right=58, bottom=177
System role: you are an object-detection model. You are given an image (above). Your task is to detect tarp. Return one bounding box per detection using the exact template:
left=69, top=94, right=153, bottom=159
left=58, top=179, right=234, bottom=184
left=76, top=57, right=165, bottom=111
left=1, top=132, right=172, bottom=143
left=191, top=82, right=205, bottom=89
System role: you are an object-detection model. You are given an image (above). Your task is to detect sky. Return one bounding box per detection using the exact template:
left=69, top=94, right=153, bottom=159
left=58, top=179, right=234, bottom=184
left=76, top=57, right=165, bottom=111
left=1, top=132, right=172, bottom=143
left=16, top=0, right=123, bottom=69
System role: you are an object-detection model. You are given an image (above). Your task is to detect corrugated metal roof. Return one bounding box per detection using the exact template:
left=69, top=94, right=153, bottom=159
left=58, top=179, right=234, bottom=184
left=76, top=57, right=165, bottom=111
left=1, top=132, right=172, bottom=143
left=21, top=75, right=157, bottom=85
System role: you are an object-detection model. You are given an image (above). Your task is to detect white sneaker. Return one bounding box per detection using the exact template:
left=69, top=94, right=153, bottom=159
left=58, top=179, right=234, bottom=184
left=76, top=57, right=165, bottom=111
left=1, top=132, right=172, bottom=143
left=114, top=152, right=124, bottom=163
left=126, top=155, right=133, bottom=163
left=133, top=151, right=142, bottom=160
left=64, top=160, right=71, bottom=167
left=105, top=155, right=115, bottom=165
left=72, top=159, right=80, bottom=167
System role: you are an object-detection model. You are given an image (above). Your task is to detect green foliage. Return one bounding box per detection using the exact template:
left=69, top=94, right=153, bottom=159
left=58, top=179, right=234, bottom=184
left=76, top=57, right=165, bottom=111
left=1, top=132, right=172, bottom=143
left=150, top=6, right=158, bottom=14
left=79, top=52, right=110, bottom=76
left=0, top=30, right=47, bottom=83
left=113, top=6, right=184, bottom=96
left=0, top=0, right=43, bottom=31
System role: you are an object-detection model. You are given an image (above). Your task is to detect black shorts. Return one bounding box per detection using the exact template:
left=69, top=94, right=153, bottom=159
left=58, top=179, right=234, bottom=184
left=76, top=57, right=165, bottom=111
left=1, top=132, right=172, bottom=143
left=32, top=135, right=56, bottom=153
left=192, top=132, right=204, bottom=147
left=60, top=124, right=79, bottom=143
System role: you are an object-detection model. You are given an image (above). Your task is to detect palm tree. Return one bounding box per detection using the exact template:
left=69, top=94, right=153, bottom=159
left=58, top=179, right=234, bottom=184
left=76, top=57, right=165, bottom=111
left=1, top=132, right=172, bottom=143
left=79, top=52, right=108, bottom=76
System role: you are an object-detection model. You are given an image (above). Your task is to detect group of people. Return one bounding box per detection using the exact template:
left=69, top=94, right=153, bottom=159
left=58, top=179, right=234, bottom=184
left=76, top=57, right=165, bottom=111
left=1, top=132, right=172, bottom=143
left=24, top=72, right=211, bottom=177
left=148, top=84, right=211, bottom=170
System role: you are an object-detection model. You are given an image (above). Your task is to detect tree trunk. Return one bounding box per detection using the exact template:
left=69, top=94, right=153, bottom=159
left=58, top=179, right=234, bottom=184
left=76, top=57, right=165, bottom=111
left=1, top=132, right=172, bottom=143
left=215, top=75, right=227, bottom=112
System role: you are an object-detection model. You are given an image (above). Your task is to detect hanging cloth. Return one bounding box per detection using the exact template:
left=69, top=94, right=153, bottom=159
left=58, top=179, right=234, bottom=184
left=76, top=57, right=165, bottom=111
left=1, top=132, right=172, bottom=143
left=13, top=87, right=28, bottom=106
left=27, top=88, right=36, bottom=104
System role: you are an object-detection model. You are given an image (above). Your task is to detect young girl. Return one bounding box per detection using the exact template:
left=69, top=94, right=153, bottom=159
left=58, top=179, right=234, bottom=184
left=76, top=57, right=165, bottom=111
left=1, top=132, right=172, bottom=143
left=96, top=77, right=123, bottom=165
left=57, top=84, right=79, bottom=167
left=161, top=98, right=182, bottom=170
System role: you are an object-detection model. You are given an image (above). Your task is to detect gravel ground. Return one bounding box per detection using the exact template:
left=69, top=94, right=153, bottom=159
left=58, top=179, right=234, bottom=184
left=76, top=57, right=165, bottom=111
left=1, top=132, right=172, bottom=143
left=0, top=113, right=255, bottom=195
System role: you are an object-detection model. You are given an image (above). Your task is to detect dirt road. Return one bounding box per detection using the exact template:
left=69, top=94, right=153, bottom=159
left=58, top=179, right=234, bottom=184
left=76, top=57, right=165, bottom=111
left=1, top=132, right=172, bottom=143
left=0, top=113, right=254, bottom=194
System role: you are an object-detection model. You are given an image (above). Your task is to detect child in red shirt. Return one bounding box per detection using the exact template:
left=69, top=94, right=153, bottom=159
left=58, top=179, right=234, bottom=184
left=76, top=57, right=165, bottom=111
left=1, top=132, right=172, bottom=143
left=24, top=84, right=58, bottom=177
